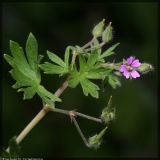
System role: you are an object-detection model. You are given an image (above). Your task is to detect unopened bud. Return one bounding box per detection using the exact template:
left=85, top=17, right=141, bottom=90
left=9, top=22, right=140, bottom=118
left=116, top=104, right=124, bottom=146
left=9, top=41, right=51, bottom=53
left=137, top=63, right=154, bottom=74
left=92, top=19, right=105, bottom=38
left=101, top=96, right=116, bottom=124
left=88, top=126, right=108, bottom=149
left=102, top=22, right=113, bottom=42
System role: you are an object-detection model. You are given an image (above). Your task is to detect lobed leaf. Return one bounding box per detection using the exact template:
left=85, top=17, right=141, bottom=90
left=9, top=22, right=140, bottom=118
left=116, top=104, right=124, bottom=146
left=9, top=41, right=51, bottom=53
left=80, top=78, right=99, bottom=98
left=18, top=86, right=37, bottom=100
left=87, top=51, right=99, bottom=68
left=86, top=69, right=105, bottom=80
left=108, top=75, right=121, bottom=89
left=37, top=85, right=61, bottom=106
left=4, top=33, right=61, bottom=105
left=47, top=51, right=66, bottom=68
left=26, top=33, right=38, bottom=73
left=100, top=43, right=120, bottom=59
left=39, top=62, right=68, bottom=75
left=64, top=46, right=72, bottom=67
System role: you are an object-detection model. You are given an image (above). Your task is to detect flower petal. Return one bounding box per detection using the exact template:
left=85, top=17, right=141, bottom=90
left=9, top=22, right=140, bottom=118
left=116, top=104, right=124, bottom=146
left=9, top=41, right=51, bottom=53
left=131, top=59, right=141, bottom=68
left=120, top=64, right=126, bottom=72
left=127, top=56, right=134, bottom=65
left=123, top=70, right=130, bottom=79
left=131, top=70, right=140, bottom=78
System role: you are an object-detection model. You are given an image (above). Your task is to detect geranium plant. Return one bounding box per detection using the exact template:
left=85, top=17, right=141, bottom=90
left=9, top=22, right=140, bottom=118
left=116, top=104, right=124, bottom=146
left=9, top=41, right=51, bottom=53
left=2, top=19, right=153, bottom=157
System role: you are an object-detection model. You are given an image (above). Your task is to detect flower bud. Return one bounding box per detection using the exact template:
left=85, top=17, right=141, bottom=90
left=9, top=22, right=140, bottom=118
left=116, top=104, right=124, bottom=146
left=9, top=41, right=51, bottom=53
left=92, top=19, right=105, bottom=38
left=137, top=63, right=154, bottom=74
left=101, top=109, right=115, bottom=124
left=101, top=96, right=115, bottom=124
left=88, top=126, right=108, bottom=149
left=102, top=22, right=113, bottom=42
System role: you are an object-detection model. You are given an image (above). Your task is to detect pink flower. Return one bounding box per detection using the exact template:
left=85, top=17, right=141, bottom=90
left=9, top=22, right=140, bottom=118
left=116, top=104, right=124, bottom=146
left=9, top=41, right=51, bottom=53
left=120, top=56, right=141, bottom=79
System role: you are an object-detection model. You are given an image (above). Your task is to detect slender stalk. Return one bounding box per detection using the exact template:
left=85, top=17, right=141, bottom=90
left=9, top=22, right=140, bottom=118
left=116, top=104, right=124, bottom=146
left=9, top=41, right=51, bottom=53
left=54, top=79, right=69, bottom=97
left=70, top=38, right=95, bottom=69
left=6, top=108, right=48, bottom=152
left=75, top=111, right=102, bottom=123
left=85, top=41, right=105, bottom=52
left=81, top=37, right=95, bottom=49
left=72, top=117, right=90, bottom=148
left=49, top=108, right=103, bottom=123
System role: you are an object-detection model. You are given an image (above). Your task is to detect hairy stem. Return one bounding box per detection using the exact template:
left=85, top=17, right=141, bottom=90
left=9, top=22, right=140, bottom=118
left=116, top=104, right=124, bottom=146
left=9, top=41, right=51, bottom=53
left=85, top=41, right=105, bottom=52
left=49, top=108, right=103, bottom=123
left=54, top=79, right=69, bottom=97
left=72, top=117, right=90, bottom=148
left=6, top=108, right=48, bottom=152
left=81, top=37, right=95, bottom=49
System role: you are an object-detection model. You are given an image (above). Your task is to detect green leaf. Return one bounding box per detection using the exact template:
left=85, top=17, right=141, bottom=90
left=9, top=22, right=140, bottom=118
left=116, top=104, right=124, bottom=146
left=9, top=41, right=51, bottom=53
left=39, top=62, right=68, bottom=75
left=87, top=51, right=99, bottom=68
left=9, top=67, right=37, bottom=88
left=68, top=77, right=80, bottom=88
left=4, top=33, right=61, bottom=105
left=10, top=40, right=32, bottom=77
left=47, top=50, right=66, bottom=68
left=40, top=49, right=70, bottom=76
left=64, top=46, right=72, bottom=67
left=3, top=54, right=14, bottom=67
left=68, top=65, right=80, bottom=88
left=37, top=85, right=61, bottom=107
left=80, top=78, right=99, bottom=98
left=18, top=86, right=36, bottom=100
left=79, top=55, right=87, bottom=72
left=26, top=32, right=38, bottom=73
left=100, top=43, right=120, bottom=59
left=68, top=52, right=103, bottom=98
left=108, top=75, right=121, bottom=89
left=86, top=70, right=105, bottom=80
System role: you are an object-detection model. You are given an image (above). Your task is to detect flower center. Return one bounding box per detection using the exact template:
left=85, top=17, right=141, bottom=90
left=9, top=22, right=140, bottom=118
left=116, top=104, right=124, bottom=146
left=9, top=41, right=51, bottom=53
left=126, top=64, right=133, bottom=71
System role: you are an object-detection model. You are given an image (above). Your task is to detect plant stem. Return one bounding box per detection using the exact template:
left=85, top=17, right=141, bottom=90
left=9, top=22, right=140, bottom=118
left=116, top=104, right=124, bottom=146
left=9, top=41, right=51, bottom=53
left=49, top=108, right=103, bottom=123
left=72, top=117, right=90, bottom=148
left=54, top=79, right=69, bottom=97
left=75, top=111, right=102, bottom=123
left=70, top=38, right=94, bottom=68
left=81, top=37, right=95, bottom=49
left=85, top=41, right=105, bottom=52
left=6, top=108, right=48, bottom=152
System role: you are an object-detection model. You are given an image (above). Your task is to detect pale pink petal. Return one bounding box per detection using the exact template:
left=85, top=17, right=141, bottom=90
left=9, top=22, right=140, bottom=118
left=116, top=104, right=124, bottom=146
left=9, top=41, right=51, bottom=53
left=120, top=64, right=126, bottom=72
left=130, top=70, right=140, bottom=78
left=131, top=59, right=141, bottom=68
left=127, top=56, right=134, bottom=65
left=123, top=70, right=130, bottom=79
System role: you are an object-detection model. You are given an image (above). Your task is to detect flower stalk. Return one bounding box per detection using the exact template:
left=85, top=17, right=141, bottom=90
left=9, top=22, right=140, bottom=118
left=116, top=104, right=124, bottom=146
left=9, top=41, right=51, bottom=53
left=72, top=117, right=90, bottom=148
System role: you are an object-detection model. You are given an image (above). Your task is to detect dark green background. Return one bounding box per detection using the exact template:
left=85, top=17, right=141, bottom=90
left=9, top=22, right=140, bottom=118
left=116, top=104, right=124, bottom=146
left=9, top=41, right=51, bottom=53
left=2, top=2, right=158, bottom=158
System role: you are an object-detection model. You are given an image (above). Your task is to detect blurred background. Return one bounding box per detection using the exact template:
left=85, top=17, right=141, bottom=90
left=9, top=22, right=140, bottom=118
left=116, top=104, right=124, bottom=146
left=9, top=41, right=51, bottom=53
left=2, top=2, right=158, bottom=158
